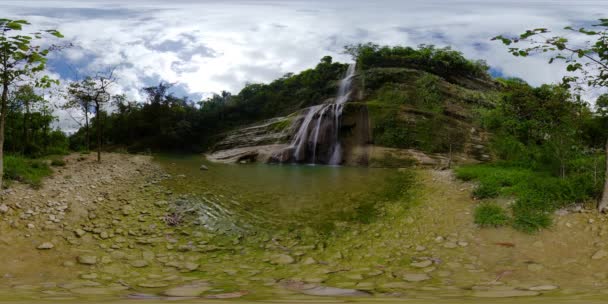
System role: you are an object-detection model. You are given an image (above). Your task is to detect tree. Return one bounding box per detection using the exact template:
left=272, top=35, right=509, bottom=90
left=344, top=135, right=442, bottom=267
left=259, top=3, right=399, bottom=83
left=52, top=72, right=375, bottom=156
left=12, top=85, right=43, bottom=154
left=66, top=71, right=115, bottom=162
left=492, top=19, right=608, bottom=211
left=0, top=19, right=61, bottom=188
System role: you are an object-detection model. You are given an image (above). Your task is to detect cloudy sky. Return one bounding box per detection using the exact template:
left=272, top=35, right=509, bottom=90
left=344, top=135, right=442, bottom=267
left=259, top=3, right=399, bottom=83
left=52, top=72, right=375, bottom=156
left=2, top=0, right=607, bottom=131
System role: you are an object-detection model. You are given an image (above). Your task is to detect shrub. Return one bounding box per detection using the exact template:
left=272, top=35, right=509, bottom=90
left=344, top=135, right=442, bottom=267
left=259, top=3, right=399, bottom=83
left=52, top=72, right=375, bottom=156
left=3, top=155, right=52, bottom=188
left=474, top=203, right=510, bottom=227
left=512, top=207, right=552, bottom=233
left=472, top=182, right=500, bottom=199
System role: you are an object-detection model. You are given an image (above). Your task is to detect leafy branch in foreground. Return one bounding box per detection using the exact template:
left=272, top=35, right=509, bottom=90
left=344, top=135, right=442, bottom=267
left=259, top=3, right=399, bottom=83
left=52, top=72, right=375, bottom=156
left=492, top=19, right=608, bottom=212
left=0, top=18, right=62, bottom=188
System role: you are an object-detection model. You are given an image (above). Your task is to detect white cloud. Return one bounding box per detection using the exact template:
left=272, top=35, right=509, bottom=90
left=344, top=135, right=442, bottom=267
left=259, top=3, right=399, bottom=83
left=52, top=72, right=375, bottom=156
left=1, top=0, right=607, bottom=130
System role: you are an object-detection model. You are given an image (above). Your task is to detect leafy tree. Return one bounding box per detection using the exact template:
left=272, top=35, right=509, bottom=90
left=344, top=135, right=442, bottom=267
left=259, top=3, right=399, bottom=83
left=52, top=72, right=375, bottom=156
left=344, top=43, right=490, bottom=80
left=66, top=71, right=115, bottom=162
left=12, top=85, right=43, bottom=154
left=492, top=19, right=608, bottom=211
left=0, top=19, right=62, bottom=187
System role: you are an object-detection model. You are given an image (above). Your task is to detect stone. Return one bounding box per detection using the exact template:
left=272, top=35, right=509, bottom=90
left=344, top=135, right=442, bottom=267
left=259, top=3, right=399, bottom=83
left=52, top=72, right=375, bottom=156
left=131, top=260, right=149, bottom=268
left=402, top=273, right=431, bottom=282
left=379, top=282, right=413, bottom=289
left=37, top=242, right=54, bottom=250
left=301, top=257, right=316, bottom=265
left=77, top=255, right=97, bottom=265
left=199, top=165, right=209, bottom=171
left=100, top=231, right=109, bottom=239
left=121, top=205, right=133, bottom=216
left=411, top=260, right=432, bottom=268
left=473, top=290, right=540, bottom=298
left=138, top=282, right=169, bottom=288
left=0, top=204, right=8, bottom=213
left=270, top=254, right=295, bottom=265
left=528, top=285, right=559, bottom=291
left=205, top=291, right=249, bottom=299
left=63, top=261, right=75, bottom=267
left=592, top=249, right=608, bottom=260
left=75, top=229, right=86, bottom=237
left=163, top=282, right=210, bottom=297
left=299, top=286, right=369, bottom=297
left=70, top=287, right=128, bottom=295
left=443, top=242, right=458, bottom=249
left=182, top=262, right=199, bottom=272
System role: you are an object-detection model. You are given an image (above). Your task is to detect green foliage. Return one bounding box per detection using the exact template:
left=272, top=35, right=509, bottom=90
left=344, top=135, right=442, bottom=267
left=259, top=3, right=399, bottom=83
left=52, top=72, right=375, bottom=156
left=456, top=163, right=600, bottom=232
left=268, top=118, right=292, bottom=132
left=345, top=43, right=490, bottom=80
left=72, top=57, right=347, bottom=152
left=3, top=155, right=52, bottom=188
left=492, top=19, right=608, bottom=88
left=511, top=207, right=552, bottom=233
left=474, top=203, right=510, bottom=227
left=472, top=182, right=500, bottom=199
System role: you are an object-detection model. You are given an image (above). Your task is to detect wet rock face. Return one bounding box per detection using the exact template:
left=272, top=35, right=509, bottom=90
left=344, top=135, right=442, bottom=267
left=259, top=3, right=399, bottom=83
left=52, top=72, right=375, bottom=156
left=213, top=117, right=294, bottom=152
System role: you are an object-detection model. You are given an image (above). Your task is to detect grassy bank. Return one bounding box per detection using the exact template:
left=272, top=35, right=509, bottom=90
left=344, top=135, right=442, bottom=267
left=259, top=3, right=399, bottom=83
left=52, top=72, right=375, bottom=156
left=3, top=155, right=54, bottom=188
left=456, top=163, right=599, bottom=232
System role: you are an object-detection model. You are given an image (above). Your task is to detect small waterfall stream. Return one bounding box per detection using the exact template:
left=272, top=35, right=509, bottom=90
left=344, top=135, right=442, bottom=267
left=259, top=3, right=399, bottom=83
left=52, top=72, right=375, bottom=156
left=283, top=63, right=357, bottom=164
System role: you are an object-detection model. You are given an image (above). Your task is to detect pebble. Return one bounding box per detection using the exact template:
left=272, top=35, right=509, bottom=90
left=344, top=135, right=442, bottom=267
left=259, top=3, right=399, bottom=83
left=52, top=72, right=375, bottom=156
left=163, top=282, right=210, bottom=297
left=592, top=249, right=608, bottom=260
left=77, top=255, right=98, bottom=265
left=270, top=254, right=295, bottom=265
left=37, top=242, right=54, bottom=250
left=0, top=204, right=8, bottom=213
left=443, top=242, right=458, bottom=249
left=402, top=273, right=431, bottom=282
left=528, top=285, right=559, bottom=291
left=130, top=260, right=149, bottom=268
left=411, top=260, right=433, bottom=268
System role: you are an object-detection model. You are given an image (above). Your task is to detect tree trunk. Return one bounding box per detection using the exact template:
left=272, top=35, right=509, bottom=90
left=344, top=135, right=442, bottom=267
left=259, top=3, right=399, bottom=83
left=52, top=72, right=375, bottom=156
left=22, top=101, right=29, bottom=155
left=0, top=81, right=8, bottom=189
left=598, top=138, right=608, bottom=212
left=96, top=102, right=101, bottom=163
left=85, top=110, right=90, bottom=152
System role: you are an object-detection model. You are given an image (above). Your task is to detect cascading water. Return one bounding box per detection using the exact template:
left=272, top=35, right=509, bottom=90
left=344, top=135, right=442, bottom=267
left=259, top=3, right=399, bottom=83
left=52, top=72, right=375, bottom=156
left=281, top=63, right=357, bottom=164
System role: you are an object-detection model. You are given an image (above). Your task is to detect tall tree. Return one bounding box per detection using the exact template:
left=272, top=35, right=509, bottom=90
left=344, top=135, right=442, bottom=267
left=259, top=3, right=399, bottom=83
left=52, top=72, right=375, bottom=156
left=66, top=71, right=115, bottom=162
left=0, top=19, right=61, bottom=188
left=492, top=19, right=608, bottom=211
left=12, top=85, right=43, bottom=154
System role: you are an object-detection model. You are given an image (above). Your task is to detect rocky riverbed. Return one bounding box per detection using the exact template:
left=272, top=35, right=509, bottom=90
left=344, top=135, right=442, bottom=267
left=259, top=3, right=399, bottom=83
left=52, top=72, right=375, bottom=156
left=0, top=153, right=607, bottom=303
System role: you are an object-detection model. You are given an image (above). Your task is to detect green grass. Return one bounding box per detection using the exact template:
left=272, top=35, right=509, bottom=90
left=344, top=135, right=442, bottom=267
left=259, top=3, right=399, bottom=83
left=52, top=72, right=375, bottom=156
left=474, top=203, right=510, bottom=227
left=456, top=164, right=598, bottom=233
left=4, top=155, right=52, bottom=188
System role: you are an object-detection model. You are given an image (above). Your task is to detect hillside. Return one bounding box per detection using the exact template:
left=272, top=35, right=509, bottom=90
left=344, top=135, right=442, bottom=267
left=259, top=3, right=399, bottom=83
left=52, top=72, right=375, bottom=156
left=207, top=61, right=501, bottom=168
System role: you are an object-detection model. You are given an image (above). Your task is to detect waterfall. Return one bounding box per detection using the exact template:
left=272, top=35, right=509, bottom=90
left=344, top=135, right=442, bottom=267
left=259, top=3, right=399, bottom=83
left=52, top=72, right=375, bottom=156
left=282, top=63, right=356, bottom=164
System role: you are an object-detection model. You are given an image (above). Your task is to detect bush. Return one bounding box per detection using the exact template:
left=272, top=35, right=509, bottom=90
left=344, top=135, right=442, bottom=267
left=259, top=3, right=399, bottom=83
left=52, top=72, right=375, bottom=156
left=512, top=206, right=552, bottom=233
left=474, top=203, right=510, bottom=227
left=472, top=182, right=500, bottom=199
left=50, top=159, right=66, bottom=167
left=3, top=155, right=52, bottom=188
left=456, top=163, right=596, bottom=233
